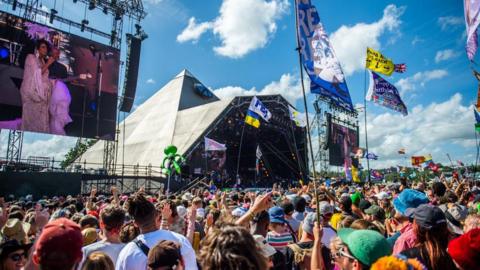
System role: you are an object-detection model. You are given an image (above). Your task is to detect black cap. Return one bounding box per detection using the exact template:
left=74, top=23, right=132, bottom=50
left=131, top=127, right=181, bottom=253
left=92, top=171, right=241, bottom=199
left=414, top=204, right=446, bottom=229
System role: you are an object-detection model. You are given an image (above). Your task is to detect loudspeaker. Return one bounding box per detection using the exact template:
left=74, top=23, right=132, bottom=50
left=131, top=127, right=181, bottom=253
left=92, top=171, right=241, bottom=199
left=119, top=36, right=141, bottom=112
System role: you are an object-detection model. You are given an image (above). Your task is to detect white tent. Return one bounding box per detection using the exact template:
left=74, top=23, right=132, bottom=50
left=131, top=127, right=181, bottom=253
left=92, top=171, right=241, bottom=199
left=77, top=70, right=232, bottom=172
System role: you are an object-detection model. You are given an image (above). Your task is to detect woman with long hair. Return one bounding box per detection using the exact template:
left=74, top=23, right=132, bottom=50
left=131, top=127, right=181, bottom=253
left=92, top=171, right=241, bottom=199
left=400, top=204, right=457, bottom=270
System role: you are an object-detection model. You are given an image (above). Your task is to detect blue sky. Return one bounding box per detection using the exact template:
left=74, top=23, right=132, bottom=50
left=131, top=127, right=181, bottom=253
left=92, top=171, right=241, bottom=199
left=0, top=0, right=476, bottom=169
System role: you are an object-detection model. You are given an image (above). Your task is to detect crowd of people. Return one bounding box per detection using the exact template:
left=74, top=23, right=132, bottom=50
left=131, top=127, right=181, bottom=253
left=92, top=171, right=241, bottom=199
left=1, top=175, right=480, bottom=270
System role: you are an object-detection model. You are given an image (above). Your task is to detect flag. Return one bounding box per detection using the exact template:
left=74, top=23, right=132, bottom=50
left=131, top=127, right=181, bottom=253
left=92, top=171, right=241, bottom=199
left=204, top=137, right=227, bottom=151
left=351, top=165, right=360, bottom=183
left=366, top=71, right=408, bottom=116
left=296, top=0, right=354, bottom=112
left=371, top=170, right=383, bottom=180
left=464, top=0, right=480, bottom=60
left=365, top=47, right=395, bottom=76
left=245, top=110, right=260, bottom=128
left=394, top=63, right=407, bottom=73
left=411, top=156, right=426, bottom=167
left=288, top=105, right=307, bottom=127
left=475, top=108, right=480, bottom=132
left=398, top=148, right=406, bottom=155
left=366, top=152, right=378, bottom=160
left=457, top=160, right=465, bottom=166
left=248, top=96, right=272, bottom=122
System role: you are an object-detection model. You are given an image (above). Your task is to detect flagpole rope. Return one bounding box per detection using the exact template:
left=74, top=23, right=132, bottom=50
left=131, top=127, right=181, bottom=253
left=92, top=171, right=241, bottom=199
left=294, top=0, right=320, bottom=223
left=364, top=69, right=371, bottom=184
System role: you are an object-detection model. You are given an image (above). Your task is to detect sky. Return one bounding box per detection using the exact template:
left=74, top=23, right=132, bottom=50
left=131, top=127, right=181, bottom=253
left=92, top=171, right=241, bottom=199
left=0, top=0, right=477, bottom=169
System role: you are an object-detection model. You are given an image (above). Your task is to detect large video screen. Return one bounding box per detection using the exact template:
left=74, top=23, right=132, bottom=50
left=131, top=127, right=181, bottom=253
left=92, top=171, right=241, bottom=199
left=0, top=11, right=120, bottom=140
left=328, top=122, right=358, bottom=166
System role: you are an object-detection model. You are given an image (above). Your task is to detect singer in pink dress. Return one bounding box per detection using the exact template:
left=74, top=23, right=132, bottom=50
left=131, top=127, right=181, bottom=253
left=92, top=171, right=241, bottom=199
left=20, top=40, right=55, bottom=133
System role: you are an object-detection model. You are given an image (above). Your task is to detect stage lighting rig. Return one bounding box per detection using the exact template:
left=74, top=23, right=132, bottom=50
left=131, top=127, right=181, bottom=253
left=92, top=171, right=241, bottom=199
left=103, top=6, right=108, bottom=14
left=88, top=0, right=96, bottom=10
left=81, top=19, right=89, bottom=32
left=134, top=23, right=148, bottom=41
left=49, top=9, right=58, bottom=24
left=12, top=0, right=17, bottom=10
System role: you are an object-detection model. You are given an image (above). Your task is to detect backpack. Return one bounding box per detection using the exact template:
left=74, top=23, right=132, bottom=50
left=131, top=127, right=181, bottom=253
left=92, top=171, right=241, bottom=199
left=287, top=243, right=312, bottom=270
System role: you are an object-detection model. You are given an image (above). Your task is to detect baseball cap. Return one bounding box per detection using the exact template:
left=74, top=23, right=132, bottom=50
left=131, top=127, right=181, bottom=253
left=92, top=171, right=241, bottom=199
left=302, top=212, right=322, bottom=235
left=358, top=199, right=372, bottom=212
left=413, top=204, right=446, bottom=229
left=147, top=240, right=181, bottom=269
left=393, top=189, right=429, bottom=216
left=35, top=218, right=83, bottom=267
left=319, top=201, right=333, bottom=215
left=351, top=192, right=362, bottom=206
left=253, top=235, right=277, bottom=258
left=338, top=228, right=392, bottom=266
left=364, top=205, right=385, bottom=220
left=268, top=206, right=287, bottom=224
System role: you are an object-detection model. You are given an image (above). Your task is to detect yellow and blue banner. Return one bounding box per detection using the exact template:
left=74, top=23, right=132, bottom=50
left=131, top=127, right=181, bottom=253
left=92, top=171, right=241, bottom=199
left=245, top=110, right=260, bottom=128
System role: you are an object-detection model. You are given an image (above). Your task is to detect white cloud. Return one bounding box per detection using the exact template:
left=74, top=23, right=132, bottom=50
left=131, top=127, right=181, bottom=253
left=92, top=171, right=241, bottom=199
left=411, top=36, right=423, bottom=46
left=213, top=73, right=306, bottom=104
left=176, top=0, right=289, bottom=58
left=330, top=4, right=405, bottom=76
left=395, top=69, right=448, bottom=94
left=146, top=78, right=156, bottom=84
left=360, top=93, right=475, bottom=168
left=176, top=17, right=213, bottom=43
left=434, top=49, right=460, bottom=63
left=438, top=16, right=464, bottom=31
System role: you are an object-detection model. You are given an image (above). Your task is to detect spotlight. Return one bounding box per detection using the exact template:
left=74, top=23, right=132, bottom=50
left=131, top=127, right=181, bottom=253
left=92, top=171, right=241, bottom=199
left=110, top=30, right=117, bottom=46
left=49, top=9, right=58, bottom=24
left=88, top=0, right=96, bottom=10
left=0, top=46, right=9, bottom=59
left=114, top=9, right=122, bottom=20
left=81, top=19, right=89, bottom=32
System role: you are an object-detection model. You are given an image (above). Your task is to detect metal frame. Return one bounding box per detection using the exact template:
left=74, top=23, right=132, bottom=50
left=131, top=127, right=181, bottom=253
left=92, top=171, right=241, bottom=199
left=6, top=130, right=23, bottom=163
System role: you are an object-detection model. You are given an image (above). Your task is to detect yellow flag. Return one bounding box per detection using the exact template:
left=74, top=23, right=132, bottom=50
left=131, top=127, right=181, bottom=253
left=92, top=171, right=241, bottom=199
left=351, top=166, right=361, bottom=183
left=365, top=47, right=395, bottom=76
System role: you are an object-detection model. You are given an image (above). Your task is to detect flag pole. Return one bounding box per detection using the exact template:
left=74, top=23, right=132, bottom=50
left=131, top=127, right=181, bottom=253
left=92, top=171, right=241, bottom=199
left=363, top=69, right=371, bottom=184
left=235, top=120, right=246, bottom=183
left=294, top=0, right=320, bottom=222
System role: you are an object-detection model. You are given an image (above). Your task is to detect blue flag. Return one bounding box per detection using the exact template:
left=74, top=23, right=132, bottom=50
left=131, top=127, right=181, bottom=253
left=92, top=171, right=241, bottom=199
left=366, top=71, right=408, bottom=116
left=296, top=0, right=354, bottom=112
left=366, top=152, right=378, bottom=160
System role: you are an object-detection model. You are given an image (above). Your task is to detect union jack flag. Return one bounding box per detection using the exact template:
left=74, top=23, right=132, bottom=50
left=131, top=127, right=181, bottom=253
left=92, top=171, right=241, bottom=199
left=394, top=63, right=407, bottom=73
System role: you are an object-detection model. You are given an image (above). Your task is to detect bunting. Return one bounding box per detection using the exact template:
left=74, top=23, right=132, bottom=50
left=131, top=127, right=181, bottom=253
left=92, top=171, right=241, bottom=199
left=296, top=0, right=354, bottom=112
left=366, top=71, right=408, bottom=116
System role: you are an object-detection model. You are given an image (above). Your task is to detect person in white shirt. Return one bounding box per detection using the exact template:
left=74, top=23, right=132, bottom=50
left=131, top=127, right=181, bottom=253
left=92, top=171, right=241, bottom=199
left=115, top=193, right=197, bottom=270
left=80, top=205, right=126, bottom=269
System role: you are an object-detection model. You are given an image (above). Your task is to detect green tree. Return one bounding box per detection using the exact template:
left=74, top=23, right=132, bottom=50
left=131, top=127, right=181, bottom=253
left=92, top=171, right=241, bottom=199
left=60, top=139, right=97, bottom=168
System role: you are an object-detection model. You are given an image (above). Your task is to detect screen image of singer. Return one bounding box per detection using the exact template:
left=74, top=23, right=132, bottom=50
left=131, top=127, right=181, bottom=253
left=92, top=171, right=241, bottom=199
left=0, top=11, right=120, bottom=140
left=328, top=122, right=358, bottom=166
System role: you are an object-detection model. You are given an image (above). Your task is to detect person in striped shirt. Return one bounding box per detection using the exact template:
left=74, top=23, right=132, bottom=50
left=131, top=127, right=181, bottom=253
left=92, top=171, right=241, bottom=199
left=266, top=206, right=294, bottom=255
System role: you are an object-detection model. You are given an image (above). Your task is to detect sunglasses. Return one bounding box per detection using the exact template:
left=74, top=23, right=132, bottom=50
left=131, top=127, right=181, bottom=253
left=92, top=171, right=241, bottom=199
left=9, top=252, right=26, bottom=262
left=331, top=250, right=355, bottom=262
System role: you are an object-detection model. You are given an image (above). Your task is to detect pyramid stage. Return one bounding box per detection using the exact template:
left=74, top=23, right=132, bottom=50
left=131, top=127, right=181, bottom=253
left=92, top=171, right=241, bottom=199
left=75, top=70, right=308, bottom=192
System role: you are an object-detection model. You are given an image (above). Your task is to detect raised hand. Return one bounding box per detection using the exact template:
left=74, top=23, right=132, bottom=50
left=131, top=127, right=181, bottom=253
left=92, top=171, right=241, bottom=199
left=161, top=203, right=172, bottom=220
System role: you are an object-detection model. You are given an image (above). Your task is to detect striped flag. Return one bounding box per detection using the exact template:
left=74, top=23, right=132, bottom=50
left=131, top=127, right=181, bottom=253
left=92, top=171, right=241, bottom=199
left=394, top=63, right=407, bottom=73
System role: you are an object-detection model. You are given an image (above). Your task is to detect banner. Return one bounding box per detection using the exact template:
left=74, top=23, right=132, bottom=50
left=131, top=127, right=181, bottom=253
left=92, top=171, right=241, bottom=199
left=411, top=156, right=426, bottom=167
left=366, top=71, right=408, bottom=116
left=288, top=105, right=307, bottom=127
left=256, top=145, right=262, bottom=175
left=366, top=152, right=379, bottom=160
left=248, top=96, right=272, bottom=122
left=245, top=110, right=260, bottom=128
left=365, top=48, right=395, bottom=76
left=204, top=137, right=227, bottom=151
left=464, top=0, right=480, bottom=60
left=296, top=0, right=354, bottom=112
left=329, top=122, right=358, bottom=166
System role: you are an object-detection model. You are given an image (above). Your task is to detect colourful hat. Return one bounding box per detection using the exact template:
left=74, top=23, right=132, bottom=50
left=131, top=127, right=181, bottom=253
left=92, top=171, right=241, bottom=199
left=393, top=189, right=429, bottom=216
left=338, top=228, right=392, bottom=266
left=351, top=192, right=362, bottom=206
left=447, top=228, right=480, bottom=270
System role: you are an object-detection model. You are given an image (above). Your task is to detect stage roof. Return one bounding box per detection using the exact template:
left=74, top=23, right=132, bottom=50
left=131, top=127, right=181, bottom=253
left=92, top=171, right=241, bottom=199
left=77, top=69, right=233, bottom=168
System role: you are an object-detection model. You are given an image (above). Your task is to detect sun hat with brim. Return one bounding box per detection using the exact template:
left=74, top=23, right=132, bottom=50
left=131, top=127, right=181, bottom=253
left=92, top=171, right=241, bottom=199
left=337, top=228, right=392, bottom=267
left=254, top=235, right=277, bottom=258
left=393, top=189, right=429, bottom=216
left=1, top=219, right=30, bottom=244
left=0, top=240, right=33, bottom=259
left=447, top=228, right=480, bottom=270
left=413, top=204, right=446, bottom=229
left=268, top=206, right=287, bottom=224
